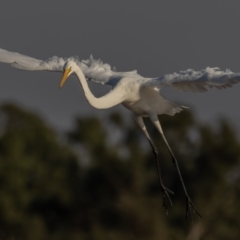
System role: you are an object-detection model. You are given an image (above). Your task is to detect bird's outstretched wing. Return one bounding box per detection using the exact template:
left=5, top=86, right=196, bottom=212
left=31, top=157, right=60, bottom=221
left=79, top=56, right=141, bottom=86
left=0, top=48, right=66, bottom=71
left=0, top=48, right=140, bottom=87
left=2, top=48, right=238, bottom=92
left=144, top=67, right=240, bottom=92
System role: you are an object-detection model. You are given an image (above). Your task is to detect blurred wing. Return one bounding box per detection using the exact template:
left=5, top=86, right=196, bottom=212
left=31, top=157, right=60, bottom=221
left=0, top=48, right=65, bottom=71
left=79, top=56, right=141, bottom=86
left=0, top=48, right=141, bottom=87
left=144, top=67, right=240, bottom=92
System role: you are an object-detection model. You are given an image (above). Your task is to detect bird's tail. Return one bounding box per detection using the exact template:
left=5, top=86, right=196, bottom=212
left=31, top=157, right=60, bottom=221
left=162, top=101, right=188, bottom=116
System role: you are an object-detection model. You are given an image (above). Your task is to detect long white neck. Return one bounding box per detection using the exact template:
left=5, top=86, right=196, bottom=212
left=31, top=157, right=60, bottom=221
left=74, top=67, right=124, bottom=109
left=75, top=68, right=100, bottom=108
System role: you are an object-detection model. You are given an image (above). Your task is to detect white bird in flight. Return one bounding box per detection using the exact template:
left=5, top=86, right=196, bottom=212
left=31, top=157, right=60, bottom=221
left=1, top=48, right=240, bottom=220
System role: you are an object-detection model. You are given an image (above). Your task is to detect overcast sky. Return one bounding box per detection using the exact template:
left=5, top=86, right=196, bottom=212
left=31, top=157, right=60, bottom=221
left=1, top=0, right=240, bottom=131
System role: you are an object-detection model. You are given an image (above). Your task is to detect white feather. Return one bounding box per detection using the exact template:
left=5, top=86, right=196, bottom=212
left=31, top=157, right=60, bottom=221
left=1, top=48, right=239, bottom=93
left=145, top=67, right=240, bottom=92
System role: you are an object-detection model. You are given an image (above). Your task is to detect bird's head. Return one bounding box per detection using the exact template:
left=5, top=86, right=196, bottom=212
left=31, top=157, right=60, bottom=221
left=59, top=60, right=78, bottom=88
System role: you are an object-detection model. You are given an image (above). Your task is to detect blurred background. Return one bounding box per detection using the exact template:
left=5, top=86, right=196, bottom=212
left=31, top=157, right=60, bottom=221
left=0, top=0, right=240, bottom=239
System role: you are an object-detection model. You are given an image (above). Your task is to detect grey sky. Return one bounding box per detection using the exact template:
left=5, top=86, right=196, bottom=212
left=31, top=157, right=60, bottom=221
left=1, top=0, right=240, bottom=130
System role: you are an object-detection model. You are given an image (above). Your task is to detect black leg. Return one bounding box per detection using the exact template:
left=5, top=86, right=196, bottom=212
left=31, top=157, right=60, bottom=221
left=171, top=155, right=202, bottom=220
left=134, top=115, right=174, bottom=214
left=149, top=114, right=202, bottom=220
left=148, top=138, right=174, bottom=214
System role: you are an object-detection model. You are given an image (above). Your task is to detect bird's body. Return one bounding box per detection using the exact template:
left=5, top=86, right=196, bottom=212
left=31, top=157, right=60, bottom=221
left=121, top=85, right=184, bottom=117
left=1, top=47, right=240, bottom=220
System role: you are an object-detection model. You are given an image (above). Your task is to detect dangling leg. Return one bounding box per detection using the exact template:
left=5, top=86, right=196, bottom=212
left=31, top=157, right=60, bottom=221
left=134, top=115, right=174, bottom=214
left=149, top=114, right=202, bottom=220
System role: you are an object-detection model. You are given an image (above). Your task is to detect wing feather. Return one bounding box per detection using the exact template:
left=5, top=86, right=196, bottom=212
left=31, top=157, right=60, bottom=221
left=144, top=67, right=240, bottom=92
left=0, top=48, right=140, bottom=86
left=79, top=55, right=141, bottom=86
left=2, top=48, right=239, bottom=92
left=0, top=48, right=65, bottom=71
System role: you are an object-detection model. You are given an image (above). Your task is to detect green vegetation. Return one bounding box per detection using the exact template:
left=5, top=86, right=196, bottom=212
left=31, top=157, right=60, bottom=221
left=0, top=103, right=239, bottom=239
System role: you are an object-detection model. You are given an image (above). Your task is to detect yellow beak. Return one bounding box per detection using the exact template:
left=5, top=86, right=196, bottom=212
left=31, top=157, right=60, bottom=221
left=59, top=68, right=71, bottom=89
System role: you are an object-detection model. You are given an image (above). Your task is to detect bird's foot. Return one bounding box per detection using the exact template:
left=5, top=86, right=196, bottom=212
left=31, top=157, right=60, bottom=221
left=161, top=185, right=174, bottom=215
left=186, top=197, right=202, bottom=222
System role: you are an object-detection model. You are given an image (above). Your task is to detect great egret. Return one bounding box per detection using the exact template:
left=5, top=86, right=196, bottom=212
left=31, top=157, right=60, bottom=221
left=1, top=48, right=240, bottom=220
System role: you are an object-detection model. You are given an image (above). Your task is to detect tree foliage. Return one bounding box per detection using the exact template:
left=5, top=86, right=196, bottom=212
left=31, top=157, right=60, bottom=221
left=0, top=103, right=239, bottom=239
